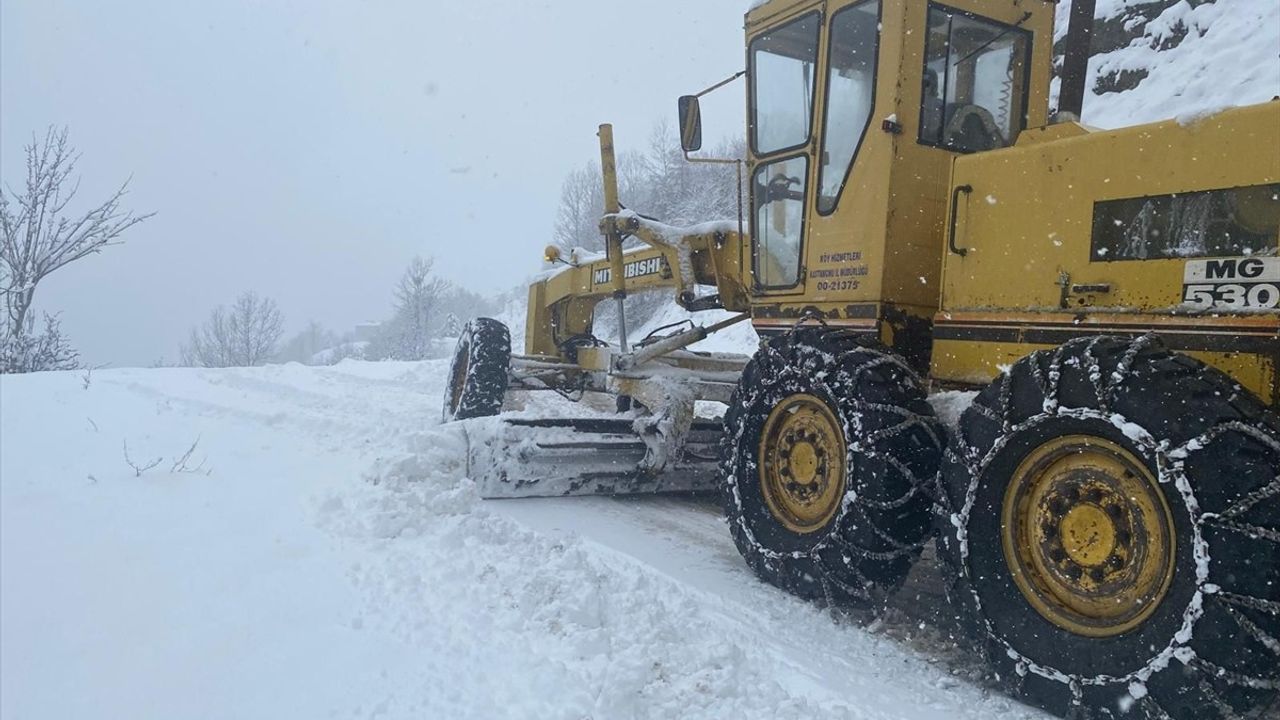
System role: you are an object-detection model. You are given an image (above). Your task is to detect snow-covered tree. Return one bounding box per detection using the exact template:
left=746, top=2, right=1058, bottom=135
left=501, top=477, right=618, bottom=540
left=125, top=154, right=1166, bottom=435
left=319, top=341, right=366, bottom=365
left=440, top=312, right=461, bottom=338
left=636, top=121, right=746, bottom=227
left=181, top=291, right=284, bottom=368
left=551, top=121, right=747, bottom=338
left=0, top=313, right=79, bottom=374
left=367, top=256, right=451, bottom=361
left=277, top=321, right=338, bottom=364
left=551, top=121, right=745, bottom=258
left=552, top=149, right=648, bottom=254
left=0, top=127, right=151, bottom=373
left=435, top=285, right=501, bottom=328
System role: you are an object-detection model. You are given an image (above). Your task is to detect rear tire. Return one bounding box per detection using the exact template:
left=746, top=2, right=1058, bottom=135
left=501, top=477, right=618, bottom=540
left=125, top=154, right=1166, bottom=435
left=442, top=318, right=510, bottom=422
left=938, top=335, right=1280, bottom=719
left=720, top=328, right=943, bottom=606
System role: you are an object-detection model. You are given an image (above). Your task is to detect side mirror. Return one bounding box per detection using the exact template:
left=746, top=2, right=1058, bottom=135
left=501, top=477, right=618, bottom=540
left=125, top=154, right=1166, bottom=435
left=678, top=95, right=703, bottom=153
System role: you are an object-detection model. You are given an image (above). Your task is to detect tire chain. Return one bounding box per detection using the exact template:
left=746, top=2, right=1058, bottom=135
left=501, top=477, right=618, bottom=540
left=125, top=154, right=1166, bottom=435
left=935, top=333, right=1280, bottom=719
left=444, top=318, right=510, bottom=421
left=723, top=329, right=944, bottom=608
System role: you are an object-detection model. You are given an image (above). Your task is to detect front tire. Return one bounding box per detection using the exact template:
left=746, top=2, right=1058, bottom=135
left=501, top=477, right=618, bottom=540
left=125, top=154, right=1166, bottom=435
left=442, top=318, right=510, bottom=422
left=939, top=335, right=1279, bottom=719
left=720, top=328, right=943, bottom=606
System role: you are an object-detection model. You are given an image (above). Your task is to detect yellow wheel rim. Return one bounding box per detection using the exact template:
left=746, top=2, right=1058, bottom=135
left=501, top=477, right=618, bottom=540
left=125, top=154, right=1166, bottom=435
left=758, top=394, right=847, bottom=534
left=448, top=347, right=470, bottom=412
left=1002, top=435, right=1177, bottom=638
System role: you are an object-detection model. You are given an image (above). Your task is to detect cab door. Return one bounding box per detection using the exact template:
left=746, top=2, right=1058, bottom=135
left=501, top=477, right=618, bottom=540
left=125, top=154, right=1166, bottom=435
left=747, top=8, right=823, bottom=296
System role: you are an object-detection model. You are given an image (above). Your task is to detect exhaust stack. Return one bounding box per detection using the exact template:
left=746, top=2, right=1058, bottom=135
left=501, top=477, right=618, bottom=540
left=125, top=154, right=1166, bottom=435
left=1058, top=0, right=1097, bottom=119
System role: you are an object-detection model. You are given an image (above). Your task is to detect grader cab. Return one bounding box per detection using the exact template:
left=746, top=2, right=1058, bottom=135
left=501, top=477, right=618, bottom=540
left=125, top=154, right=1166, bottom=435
left=443, top=0, right=1279, bottom=717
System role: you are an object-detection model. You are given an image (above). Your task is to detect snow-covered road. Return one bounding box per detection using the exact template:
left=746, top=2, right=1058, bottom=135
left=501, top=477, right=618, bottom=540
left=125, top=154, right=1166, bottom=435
left=1, top=360, right=1047, bottom=719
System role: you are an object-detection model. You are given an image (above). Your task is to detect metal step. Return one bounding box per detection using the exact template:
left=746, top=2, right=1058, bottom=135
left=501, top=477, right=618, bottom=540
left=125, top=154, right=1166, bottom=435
left=464, top=416, right=724, bottom=499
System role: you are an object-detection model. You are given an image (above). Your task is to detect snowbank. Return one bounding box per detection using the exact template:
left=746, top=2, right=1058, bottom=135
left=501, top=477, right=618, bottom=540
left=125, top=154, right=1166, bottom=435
left=0, top=363, right=1045, bottom=719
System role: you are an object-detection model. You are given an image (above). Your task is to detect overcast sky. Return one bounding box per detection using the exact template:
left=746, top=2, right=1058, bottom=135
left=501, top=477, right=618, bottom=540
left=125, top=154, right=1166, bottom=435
left=1, top=0, right=749, bottom=366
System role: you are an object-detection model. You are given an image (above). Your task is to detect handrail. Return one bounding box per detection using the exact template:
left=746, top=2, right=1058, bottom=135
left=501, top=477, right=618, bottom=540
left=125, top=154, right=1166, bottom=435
left=948, top=184, right=973, bottom=257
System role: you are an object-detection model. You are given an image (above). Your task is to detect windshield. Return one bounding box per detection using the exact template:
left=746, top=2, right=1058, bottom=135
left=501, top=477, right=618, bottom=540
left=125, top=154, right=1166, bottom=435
left=818, top=1, right=881, bottom=213
left=750, top=13, right=820, bottom=155
left=920, top=5, right=1031, bottom=152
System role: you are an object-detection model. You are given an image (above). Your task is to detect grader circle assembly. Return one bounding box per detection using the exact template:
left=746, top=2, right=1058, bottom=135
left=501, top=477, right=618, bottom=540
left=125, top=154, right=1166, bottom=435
left=443, top=0, right=1279, bottom=716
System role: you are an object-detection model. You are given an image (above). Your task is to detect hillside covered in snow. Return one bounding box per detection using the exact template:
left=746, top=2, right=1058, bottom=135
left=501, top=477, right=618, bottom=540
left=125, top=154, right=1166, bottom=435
left=1063, top=0, right=1279, bottom=128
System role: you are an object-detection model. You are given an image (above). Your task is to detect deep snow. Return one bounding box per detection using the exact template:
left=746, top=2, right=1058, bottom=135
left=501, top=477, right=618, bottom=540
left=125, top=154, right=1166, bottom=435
left=0, top=362, right=1045, bottom=719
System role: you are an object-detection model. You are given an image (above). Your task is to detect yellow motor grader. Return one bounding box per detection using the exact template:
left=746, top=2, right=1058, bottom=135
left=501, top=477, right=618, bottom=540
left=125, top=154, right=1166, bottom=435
left=443, top=0, right=1279, bottom=717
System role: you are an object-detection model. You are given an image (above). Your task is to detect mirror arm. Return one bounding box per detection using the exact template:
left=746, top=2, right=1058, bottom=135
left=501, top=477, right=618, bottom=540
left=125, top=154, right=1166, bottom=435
left=679, top=69, right=747, bottom=158
left=693, top=70, right=746, bottom=98
left=682, top=153, right=740, bottom=166
left=678, top=69, right=750, bottom=243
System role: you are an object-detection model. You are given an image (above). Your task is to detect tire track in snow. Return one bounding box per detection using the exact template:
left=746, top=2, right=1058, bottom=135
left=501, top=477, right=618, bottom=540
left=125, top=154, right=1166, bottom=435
left=489, top=494, right=1042, bottom=719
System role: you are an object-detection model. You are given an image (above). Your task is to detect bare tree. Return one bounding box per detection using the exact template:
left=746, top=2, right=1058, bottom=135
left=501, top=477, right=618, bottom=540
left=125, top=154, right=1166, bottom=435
left=170, top=438, right=212, bottom=475
left=123, top=440, right=163, bottom=477
left=1, top=127, right=152, bottom=371
left=366, top=256, right=451, bottom=361
left=181, top=291, right=284, bottom=368
left=553, top=161, right=606, bottom=252
left=552, top=151, right=646, bottom=254
left=550, top=125, right=745, bottom=259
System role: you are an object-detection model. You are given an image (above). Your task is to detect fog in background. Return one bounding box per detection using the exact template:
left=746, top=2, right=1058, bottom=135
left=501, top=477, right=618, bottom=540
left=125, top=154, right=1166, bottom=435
left=1, top=0, right=748, bottom=366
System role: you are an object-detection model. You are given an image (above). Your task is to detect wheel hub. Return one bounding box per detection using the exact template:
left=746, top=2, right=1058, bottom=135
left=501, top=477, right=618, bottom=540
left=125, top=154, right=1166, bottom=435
left=1059, top=503, right=1117, bottom=568
left=1002, top=435, right=1176, bottom=637
left=759, top=394, right=846, bottom=534
left=787, top=440, right=820, bottom=485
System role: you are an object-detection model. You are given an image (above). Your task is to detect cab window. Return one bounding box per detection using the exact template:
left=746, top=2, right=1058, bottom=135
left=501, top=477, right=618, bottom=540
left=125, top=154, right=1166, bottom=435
left=919, top=4, right=1030, bottom=153
left=753, top=155, right=809, bottom=288
left=750, top=13, right=820, bottom=155
left=817, top=1, right=881, bottom=214
left=1091, top=185, right=1280, bottom=261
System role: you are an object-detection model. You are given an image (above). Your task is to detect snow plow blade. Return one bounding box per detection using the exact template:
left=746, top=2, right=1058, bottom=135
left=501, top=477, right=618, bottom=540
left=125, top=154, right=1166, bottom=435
left=463, top=417, right=723, bottom=499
